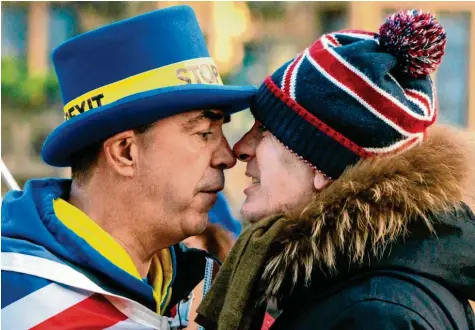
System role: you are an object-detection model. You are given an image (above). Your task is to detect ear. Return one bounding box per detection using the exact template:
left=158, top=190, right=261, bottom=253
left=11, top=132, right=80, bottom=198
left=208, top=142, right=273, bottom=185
left=313, top=171, right=330, bottom=190
left=103, top=130, right=139, bottom=177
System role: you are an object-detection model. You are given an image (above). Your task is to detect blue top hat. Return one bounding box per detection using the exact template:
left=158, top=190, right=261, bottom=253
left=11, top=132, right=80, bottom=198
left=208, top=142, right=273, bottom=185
left=41, top=5, right=257, bottom=167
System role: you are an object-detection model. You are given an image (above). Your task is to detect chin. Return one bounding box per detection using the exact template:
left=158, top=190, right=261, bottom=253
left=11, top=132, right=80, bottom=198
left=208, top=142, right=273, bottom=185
left=241, top=202, right=271, bottom=224
left=182, top=212, right=208, bottom=237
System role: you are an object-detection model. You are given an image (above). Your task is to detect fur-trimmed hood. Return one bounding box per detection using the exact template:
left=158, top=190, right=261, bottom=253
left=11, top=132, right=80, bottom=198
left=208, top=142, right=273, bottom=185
left=262, top=125, right=475, bottom=301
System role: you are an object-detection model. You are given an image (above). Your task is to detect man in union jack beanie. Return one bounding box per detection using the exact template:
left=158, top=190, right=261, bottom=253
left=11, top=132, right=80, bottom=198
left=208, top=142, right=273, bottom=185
left=197, top=10, right=475, bottom=330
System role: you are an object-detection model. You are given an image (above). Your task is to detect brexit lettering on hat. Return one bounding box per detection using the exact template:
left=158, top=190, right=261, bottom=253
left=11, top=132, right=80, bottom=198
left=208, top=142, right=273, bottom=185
left=63, top=58, right=223, bottom=120
left=41, top=5, right=257, bottom=167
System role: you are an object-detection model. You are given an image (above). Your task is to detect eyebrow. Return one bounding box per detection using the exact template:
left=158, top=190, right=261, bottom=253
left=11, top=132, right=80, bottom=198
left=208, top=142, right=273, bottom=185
left=182, top=110, right=230, bottom=132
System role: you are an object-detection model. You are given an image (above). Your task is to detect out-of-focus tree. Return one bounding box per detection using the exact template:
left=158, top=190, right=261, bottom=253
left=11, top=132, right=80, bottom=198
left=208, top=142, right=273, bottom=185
left=247, top=2, right=287, bottom=20
left=1, top=57, right=59, bottom=113
left=52, top=2, right=130, bottom=33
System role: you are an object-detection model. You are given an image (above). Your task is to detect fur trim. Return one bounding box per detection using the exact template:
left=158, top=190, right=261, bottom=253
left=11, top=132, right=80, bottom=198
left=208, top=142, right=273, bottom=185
left=262, top=125, right=475, bottom=299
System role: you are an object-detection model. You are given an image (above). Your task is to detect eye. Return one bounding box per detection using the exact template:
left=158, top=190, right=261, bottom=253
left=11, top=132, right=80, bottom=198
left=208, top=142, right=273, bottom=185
left=198, top=130, right=213, bottom=140
left=258, top=124, right=268, bottom=133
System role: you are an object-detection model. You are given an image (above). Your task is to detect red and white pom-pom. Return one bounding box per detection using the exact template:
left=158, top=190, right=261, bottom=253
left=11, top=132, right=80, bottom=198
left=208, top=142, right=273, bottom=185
left=379, top=9, right=446, bottom=78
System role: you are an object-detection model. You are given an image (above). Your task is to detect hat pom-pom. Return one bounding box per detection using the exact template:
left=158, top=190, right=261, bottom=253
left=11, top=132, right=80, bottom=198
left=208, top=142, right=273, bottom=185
left=379, top=9, right=446, bottom=78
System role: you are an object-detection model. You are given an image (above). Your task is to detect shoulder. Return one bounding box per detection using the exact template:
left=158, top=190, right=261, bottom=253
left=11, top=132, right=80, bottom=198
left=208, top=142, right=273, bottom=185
left=2, top=236, right=65, bottom=264
left=333, top=274, right=460, bottom=329
left=277, top=274, right=459, bottom=330
left=1, top=238, right=68, bottom=309
left=2, top=270, right=53, bottom=308
left=274, top=289, right=435, bottom=330
left=332, top=299, right=434, bottom=330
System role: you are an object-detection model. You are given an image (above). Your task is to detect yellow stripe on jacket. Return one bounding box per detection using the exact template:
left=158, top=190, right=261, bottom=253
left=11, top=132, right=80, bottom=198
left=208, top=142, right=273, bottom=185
left=53, top=198, right=174, bottom=314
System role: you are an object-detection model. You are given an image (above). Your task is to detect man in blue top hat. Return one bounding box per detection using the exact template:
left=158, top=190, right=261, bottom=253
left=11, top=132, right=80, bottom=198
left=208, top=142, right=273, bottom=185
left=1, top=5, right=255, bottom=329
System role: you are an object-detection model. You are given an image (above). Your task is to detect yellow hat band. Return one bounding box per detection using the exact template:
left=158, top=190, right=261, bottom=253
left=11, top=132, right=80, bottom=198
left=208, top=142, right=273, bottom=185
left=63, top=57, right=223, bottom=120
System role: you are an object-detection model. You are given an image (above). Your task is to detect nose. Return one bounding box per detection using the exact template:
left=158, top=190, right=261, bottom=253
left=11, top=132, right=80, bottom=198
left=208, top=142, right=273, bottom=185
left=211, top=135, right=237, bottom=170
left=233, top=127, right=259, bottom=162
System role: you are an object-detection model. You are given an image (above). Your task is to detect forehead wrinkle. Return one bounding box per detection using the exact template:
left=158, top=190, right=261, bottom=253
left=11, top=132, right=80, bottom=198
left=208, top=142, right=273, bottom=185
left=182, top=112, right=206, bottom=132
left=182, top=110, right=229, bottom=132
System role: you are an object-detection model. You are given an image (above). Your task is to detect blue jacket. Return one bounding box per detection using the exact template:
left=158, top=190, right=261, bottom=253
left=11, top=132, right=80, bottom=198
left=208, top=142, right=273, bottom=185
left=209, top=192, right=241, bottom=238
left=1, top=178, right=215, bottom=329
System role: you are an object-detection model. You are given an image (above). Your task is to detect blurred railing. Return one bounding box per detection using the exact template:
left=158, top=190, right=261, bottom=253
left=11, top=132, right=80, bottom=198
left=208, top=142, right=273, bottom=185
left=1, top=159, right=20, bottom=203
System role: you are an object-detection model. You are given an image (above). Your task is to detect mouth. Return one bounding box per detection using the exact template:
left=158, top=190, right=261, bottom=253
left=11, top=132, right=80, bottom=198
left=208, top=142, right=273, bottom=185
left=243, top=172, right=261, bottom=196
left=197, top=189, right=220, bottom=207
left=201, top=186, right=224, bottom=194
left=246, top=171, right=260, bottom=186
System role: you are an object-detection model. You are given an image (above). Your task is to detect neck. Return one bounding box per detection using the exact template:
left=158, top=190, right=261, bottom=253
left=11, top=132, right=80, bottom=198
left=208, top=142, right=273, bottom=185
left=68, top=179, right=170, bottom=278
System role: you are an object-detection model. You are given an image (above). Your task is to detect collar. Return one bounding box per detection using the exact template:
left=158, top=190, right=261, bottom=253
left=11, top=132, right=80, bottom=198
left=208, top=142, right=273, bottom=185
left=53, top=198, right=174, bottom=314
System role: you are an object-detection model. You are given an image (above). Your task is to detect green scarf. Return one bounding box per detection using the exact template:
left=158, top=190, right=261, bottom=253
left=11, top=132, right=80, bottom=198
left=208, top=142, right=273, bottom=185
left=196, top=215, right=286, bottom=330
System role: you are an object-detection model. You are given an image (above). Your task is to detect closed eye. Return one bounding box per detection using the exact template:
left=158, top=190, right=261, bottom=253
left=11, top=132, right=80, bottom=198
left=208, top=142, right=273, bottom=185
left=198, top=130, right=213, bottom=140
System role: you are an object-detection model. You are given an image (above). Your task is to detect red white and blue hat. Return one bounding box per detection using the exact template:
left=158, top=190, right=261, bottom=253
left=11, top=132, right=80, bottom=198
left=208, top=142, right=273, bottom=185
left=41, top=5, right=257, bottom=167
left=252, top=10, right=447, bottom=179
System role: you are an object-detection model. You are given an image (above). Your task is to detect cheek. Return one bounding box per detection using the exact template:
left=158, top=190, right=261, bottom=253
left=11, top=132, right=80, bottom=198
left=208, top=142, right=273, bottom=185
left=156, top=136, right=211, bottom=173
left=256, top=139, right=285, bottom=177
left=170, top=155, right=211, bottom=198
left=257, top=139, right=298, bottom=185
left=139, top=142, right=206, bottom=197
left=257, top=139, right=315, bottom=202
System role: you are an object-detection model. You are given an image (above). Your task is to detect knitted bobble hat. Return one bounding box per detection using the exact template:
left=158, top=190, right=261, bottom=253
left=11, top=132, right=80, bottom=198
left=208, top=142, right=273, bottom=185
left=251, top=9, right=447, bottom=180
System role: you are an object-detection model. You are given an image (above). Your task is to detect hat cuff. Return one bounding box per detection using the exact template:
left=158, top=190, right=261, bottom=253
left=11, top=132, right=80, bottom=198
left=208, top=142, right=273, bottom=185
left=251, top=82, right=361, bottom=179
left=42, top=84, right=256, bottom=167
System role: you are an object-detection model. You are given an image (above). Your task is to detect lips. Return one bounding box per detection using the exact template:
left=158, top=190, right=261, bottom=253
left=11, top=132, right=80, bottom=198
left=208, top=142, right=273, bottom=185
left=246, top=171, right=260, bottom=183
left=201, top=186, right=224, bottom=194
left=243, top=170, right=261, bottom=196
left=199, top=191, right=219, bottom=209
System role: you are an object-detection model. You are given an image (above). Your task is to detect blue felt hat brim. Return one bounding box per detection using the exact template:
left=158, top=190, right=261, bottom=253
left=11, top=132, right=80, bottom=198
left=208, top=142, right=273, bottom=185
left=41, top=84, right=256, bottom=167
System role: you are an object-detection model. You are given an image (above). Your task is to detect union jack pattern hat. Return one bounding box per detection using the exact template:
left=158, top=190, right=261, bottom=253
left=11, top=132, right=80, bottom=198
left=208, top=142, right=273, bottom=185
left=251, top=10, right=447, bottom=179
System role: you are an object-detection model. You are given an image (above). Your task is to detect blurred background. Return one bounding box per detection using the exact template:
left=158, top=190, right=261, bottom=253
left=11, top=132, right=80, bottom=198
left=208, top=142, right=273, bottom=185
left=2, top=1, right=475, bottom=220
